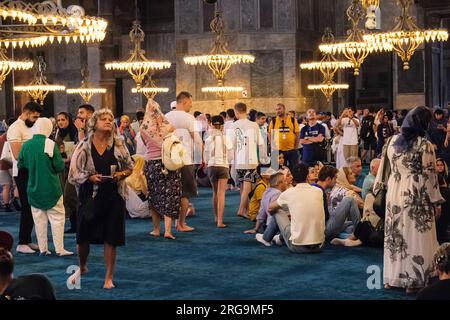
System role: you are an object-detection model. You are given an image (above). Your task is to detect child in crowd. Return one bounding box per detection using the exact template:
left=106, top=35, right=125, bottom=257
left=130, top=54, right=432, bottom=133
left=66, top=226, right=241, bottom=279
left=204, top=116, right=233, bottom=228
left=247, top=168, right=273, bottom=221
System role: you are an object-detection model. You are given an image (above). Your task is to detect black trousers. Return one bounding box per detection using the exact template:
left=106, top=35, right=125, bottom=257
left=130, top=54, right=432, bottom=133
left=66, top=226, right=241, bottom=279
left=14, top=168, right=34, bottom=245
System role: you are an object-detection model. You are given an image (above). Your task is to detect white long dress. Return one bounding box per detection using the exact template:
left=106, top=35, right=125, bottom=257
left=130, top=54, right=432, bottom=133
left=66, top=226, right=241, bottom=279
left=334, top=135, right=347, bottom=169
left=374, top=136, right=443, bottom=288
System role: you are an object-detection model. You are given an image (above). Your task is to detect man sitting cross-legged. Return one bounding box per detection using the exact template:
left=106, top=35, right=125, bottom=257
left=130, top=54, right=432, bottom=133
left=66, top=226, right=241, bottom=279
left=268, top=162, right=325, bottom=254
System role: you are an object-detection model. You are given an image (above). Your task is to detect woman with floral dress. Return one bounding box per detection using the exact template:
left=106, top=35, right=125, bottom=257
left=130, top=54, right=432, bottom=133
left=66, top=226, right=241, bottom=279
left=140, top=99, right=182, bottom=240
left=374, top=106, right=443, bottom=294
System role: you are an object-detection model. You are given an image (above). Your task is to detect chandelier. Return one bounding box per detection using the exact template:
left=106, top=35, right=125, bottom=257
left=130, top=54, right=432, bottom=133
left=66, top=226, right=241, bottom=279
left=363, top=0, right=448, bottom=70
left=308, top=82, right=349, bottom=102
left=183, top=2, right=254, bottom=105
left=301, top=28, right=353, bottom=82
left=301, top=29, right=350, bottom=102
left=0, top=47, right=33, bottom=88
left=0, top=0, right=107, bottom=49
left=131, top=75, right=169, bottom=100
left=319, top=0, right=392, bottom=76
left=14, top=56, right=65, bottom=105
left=66, top=67, right=106, bottom=103
left=105, top=0, right=171, bottom=89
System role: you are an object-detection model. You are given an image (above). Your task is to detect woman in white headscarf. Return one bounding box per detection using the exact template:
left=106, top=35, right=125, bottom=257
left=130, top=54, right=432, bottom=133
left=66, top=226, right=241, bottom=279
left=17, top=118, right=73, bottom=256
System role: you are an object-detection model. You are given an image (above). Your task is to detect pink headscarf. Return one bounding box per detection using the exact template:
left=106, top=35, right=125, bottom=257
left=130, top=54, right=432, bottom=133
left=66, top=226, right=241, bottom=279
left=139, top=99, right=173, bottom=148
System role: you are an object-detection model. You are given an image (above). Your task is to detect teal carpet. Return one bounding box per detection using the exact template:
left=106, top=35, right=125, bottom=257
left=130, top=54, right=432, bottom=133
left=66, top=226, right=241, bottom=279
left=0, top=187, right=410, bottom=300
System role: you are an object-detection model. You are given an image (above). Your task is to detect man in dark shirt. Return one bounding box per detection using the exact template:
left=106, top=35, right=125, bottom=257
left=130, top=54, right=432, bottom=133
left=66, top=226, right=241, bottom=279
left=428, top=109, right=448, bottom=159
left=300, top=109, right=326, bottom=166
left=0, top=231, right=56, bottom=300
left=360, top=108, right=376, bottom=164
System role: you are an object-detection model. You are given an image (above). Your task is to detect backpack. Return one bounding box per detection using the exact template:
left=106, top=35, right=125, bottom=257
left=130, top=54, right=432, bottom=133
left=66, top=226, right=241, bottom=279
left=161, top=133, right=188, bottom=173
left=271, top=116, right=297, bottom=131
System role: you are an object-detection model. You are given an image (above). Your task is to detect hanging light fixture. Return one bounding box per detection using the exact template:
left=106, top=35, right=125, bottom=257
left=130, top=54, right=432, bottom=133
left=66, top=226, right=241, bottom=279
left=0, top=0, right=107, bottom=49
left=319, top=0, right=392, bottom=76
left=301, top=28, right=353, bottom=82
left=0, top=47, right=33, bottom=88
left=301, top=28, right=350, bottom=102
left=131, top=75, right=169, bottom=100
left=14, top=55, right=65, bottom=105
left=105, top=0, right=171, bottom=89
left=308, top=82, right=349, bottom=102
left=66, top=67, right=106, bottom=103
left=363, top=0, right=448, bottom=70
left=183, top=0, right=253, bottom=106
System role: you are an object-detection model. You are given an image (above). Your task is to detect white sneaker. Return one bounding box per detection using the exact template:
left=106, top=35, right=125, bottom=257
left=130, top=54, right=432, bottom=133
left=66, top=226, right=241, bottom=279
left=256, top=233, right=272, bottom=247
left=272, top=234, right=283, bottom=246
left=16, top=244, right=36, bottom=254
left=57, top=249, right=74, bottom=257
left=27, top=243, right=39, bottom=251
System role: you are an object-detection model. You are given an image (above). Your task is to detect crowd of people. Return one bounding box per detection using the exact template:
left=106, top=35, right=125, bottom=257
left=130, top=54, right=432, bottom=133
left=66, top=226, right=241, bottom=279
left=0, top=94, right=449, bottom=300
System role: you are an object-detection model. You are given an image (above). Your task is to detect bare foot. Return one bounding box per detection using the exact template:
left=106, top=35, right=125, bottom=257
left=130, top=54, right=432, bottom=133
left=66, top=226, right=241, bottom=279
left=237, top=213, right=250, bottom=219
left=103, top=279, right=116, bottom=290
left=244, top=229, right=256, bottom=234
left=150, top=230, right=160, bottom=237
left=177, top=225, right=195, bottom=232
left=384, top=284, right=392, bottom=289
left=164, top=233, right=176, bottom=240
left=217, top=224, right=227, bottom=228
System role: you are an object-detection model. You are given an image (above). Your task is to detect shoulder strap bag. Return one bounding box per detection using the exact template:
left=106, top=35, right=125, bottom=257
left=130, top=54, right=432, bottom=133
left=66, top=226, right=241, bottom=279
left=372, top=136, right=393, bottom=219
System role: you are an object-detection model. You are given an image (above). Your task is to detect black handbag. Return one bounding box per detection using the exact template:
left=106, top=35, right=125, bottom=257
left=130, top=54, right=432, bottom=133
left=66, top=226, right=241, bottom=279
left=372, top=137, right=393, bottom=219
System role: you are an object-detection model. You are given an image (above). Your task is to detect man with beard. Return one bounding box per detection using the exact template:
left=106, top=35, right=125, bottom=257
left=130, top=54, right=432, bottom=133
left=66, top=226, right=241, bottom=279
left=74, top=104, right=95, bottom=141
left=7, top=102, right=42, bottom=254
left=64, top=104, right=95, bottom=233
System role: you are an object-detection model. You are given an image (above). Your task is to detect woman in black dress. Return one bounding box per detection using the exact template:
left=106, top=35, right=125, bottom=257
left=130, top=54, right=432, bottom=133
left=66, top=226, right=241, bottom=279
left=53, top=112, right=79, bottom=234
left=68, top=109, right=133, bottom=289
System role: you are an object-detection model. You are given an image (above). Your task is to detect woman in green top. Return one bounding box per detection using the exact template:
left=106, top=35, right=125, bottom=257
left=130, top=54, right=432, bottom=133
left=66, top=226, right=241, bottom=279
left=18, top=118, right=73, bottom=256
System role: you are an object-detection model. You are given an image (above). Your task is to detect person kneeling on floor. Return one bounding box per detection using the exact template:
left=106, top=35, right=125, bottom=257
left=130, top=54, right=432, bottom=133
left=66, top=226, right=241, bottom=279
left=268, top=162, right=325, bottom=253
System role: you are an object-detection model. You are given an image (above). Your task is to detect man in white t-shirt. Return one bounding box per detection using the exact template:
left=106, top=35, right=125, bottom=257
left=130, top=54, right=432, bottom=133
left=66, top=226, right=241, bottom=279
left=269, top=162, right=325, bottom=253
left=336, top=107, right=360, bottom=161
left=7, top=102, right=42, bottom=254
left=165, top=92, right=203, bottom=232
left=227, top=102, right=269, bottom=219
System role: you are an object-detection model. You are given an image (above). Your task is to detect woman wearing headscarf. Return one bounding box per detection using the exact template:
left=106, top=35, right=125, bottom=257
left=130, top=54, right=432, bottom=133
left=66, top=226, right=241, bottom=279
left=53, top=112, right=79, bottom=234
left=124, top=154, right=150, bottom=218
left=140, top=99, right=182, bottom=240
left=18, top=118, right=72, bottom=256
left=374, top=106, right=443, bottom=294
left=68, top=108, right=133, bottom=289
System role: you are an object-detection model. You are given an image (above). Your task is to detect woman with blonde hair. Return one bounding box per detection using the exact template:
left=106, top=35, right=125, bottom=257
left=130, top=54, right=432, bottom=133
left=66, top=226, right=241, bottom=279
left=124, top=154, right=150, bottom=218
left=141, top=99, right=182, bottom=240
left=118, top=115, right=136, bottom=155
left=68, top=108, right=133, bottom=289
left=326, top=167, right=363, bottom=240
